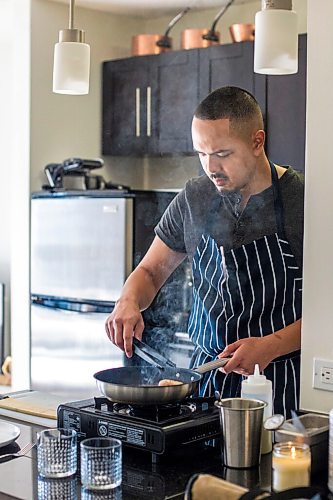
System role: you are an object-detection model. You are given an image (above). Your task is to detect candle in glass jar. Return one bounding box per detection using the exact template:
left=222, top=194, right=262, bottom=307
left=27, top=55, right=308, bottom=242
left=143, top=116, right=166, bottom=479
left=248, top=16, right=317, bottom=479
left=272, top=442, right=311, bottom=492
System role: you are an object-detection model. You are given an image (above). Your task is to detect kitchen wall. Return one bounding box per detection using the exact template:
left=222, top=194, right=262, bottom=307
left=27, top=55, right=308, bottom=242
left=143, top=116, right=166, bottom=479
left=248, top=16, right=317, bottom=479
left=30, top=0, right=146, bottom=193
left=300, top=0, right=333, bottom=414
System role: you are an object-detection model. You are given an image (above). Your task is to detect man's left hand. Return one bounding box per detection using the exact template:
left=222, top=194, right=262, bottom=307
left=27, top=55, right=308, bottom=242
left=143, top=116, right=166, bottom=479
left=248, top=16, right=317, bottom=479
left=218, top=336, right=279, bottom=375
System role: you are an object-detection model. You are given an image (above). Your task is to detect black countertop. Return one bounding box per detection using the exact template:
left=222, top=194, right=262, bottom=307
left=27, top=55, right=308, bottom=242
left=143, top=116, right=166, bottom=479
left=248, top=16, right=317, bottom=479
left=0, top=416, right=329, bottom=500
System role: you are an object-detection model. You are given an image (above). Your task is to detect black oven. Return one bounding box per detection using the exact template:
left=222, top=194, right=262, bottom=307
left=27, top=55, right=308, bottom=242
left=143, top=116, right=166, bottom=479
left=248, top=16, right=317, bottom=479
left=130, top=190, right=194, bottom=368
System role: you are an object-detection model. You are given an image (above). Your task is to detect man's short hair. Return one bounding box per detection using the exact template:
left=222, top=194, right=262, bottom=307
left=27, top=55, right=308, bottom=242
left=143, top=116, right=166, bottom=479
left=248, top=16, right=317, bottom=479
left=194, top=86, right=264, bottom=133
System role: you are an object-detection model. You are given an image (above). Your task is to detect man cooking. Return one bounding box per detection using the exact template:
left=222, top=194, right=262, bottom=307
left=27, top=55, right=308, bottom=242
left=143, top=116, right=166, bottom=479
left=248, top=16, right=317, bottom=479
left=105, top=86, right=304, bottom=418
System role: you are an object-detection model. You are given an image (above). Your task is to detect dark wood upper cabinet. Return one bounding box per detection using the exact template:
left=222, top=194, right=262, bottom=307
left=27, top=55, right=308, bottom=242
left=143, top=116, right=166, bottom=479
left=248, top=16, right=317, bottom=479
left=102, top=36, right=307, bottom=166
left=102, top=50, right=199, bottom=156
left=265, top=34, right=307, bottom=172
left=198, top=41, right=266, bottom=114
left=149, top=49, right=199, bottom=155
left=102, top=57, right=150, bottom=155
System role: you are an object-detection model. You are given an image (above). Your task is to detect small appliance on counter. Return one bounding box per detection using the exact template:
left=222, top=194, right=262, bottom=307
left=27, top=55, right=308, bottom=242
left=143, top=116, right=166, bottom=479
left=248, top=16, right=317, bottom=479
left=43, top=157, right=129, bottom=191
left=57, top=396, right=220, bottom=463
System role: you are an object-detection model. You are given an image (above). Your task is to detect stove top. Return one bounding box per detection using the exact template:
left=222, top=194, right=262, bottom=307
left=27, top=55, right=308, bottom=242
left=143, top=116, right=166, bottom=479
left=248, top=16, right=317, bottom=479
left=57, top=396, right=221, bottom=460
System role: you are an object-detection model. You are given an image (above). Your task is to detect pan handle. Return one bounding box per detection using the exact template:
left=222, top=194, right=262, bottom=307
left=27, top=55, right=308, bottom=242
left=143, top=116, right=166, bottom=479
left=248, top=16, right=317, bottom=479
left=164, top=7, right=190, bottom=37
left=193, top=357, right=230, bottom=374
left=156, top=7, right=191, bottom=48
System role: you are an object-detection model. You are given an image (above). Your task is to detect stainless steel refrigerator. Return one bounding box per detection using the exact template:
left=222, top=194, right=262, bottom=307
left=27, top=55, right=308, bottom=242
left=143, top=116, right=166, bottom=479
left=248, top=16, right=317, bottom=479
left=30, top=189, right=194, bottom=399
left=30, top=191, right=133, bottom=399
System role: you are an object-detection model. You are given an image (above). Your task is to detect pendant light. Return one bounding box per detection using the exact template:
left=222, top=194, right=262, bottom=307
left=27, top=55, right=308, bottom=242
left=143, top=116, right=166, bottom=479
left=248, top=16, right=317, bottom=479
left=254, top=0, right=298, bottom=75
left=53, top=0, right=90, bottom=95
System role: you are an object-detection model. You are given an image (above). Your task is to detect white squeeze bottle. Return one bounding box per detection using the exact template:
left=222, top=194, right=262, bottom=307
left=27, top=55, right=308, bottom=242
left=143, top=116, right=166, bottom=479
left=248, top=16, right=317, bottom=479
left=241, top=364, right=273, bottom=454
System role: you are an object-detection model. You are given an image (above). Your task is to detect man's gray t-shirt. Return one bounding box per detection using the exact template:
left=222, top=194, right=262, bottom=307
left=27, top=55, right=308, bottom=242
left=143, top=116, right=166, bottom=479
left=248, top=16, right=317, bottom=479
left=155, top=167, right=304, bottom=269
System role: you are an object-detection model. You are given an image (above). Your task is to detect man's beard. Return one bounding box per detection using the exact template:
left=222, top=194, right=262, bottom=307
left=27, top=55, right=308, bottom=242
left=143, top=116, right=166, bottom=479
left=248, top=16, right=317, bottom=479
left=210, top=173, right=236, bottom=196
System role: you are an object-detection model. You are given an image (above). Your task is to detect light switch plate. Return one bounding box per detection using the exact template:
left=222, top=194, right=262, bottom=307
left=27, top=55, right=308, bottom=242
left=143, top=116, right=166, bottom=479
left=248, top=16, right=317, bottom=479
left=313, top=358, right=333, bottom=391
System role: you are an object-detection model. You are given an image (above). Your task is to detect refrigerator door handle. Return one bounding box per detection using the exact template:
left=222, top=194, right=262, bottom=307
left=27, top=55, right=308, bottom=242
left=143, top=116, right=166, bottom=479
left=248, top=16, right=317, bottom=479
left=31, top=297, right=114, bottom=314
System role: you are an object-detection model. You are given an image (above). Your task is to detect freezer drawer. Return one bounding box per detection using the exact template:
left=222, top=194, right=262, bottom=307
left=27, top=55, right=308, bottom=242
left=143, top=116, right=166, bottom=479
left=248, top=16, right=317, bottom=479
left=31, top=196, right=133, bottom=302
left=31, top=303, right=124, bottom=399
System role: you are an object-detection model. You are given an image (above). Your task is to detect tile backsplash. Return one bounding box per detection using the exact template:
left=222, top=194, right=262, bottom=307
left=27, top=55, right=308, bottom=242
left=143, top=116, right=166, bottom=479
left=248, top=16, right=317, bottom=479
left=102, top=155, right=200, bottom=191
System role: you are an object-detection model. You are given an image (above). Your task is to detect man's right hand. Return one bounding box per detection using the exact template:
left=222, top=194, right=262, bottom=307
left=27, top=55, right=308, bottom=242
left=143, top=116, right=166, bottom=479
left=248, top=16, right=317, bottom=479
left=105, top=298, right=145, bottom=358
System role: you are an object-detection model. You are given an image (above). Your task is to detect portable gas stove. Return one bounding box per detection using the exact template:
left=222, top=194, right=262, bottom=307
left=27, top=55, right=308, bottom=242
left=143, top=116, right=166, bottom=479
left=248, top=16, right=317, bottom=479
left=57, top=396, right=221, bottom=461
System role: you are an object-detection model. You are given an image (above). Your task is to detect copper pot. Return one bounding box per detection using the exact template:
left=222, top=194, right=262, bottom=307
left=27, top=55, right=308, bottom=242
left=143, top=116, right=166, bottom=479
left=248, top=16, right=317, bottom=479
left=181, top=0, right=236, bottom=51
left=132, top=34, right=172, bottom=56
left=181, top=29, right=220, bottom=50
left=131, top=7, right=190, bottom=57
left=229, top=23, right=255, bottom=43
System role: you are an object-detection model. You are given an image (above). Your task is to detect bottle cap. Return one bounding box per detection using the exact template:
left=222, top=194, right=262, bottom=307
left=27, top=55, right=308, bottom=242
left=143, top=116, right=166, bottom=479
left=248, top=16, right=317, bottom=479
left=264, top=414, right=285, bottom=431
left=246, top=363, right=267, bottom=384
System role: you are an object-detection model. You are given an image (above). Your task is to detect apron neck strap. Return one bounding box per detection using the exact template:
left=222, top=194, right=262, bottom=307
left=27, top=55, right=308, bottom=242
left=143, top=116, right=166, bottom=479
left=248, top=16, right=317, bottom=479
left=269, top=161, right=286, bottom=238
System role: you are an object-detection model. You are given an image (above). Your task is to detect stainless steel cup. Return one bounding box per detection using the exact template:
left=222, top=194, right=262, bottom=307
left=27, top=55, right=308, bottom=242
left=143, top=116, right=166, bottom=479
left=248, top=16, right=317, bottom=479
left=215, top=398, right=267, bottom=469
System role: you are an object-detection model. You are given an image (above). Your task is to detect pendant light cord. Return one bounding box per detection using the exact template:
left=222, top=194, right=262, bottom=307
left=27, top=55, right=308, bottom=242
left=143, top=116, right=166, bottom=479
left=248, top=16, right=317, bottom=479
left=69, top=0, right=74, bottom=29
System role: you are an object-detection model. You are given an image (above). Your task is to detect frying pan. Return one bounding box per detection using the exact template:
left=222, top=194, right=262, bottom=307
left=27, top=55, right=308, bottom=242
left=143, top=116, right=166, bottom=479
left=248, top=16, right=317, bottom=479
left=94, top=339, right=229, bottom=405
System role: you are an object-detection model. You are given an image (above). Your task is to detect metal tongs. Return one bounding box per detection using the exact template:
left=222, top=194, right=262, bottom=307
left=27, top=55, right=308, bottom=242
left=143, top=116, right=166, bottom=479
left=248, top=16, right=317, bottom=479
left=133, top=338, right=176, bottom=370
left=133, top=338, right=231, bottom=374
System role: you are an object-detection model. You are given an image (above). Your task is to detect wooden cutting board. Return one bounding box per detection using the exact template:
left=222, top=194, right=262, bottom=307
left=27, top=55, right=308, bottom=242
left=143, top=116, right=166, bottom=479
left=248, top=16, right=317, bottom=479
left=0, top=391, right=69, bottom=419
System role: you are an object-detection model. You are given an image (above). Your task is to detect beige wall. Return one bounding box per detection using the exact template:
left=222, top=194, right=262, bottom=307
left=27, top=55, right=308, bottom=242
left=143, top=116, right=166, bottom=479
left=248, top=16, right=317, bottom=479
left=300, top=0, right=333, bottom=414
left=30, top=0, right=145, bottom=192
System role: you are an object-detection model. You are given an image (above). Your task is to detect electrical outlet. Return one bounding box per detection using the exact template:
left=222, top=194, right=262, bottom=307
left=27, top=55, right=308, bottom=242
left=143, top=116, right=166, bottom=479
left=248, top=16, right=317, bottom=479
left=313, top=358, right=333, bottom=391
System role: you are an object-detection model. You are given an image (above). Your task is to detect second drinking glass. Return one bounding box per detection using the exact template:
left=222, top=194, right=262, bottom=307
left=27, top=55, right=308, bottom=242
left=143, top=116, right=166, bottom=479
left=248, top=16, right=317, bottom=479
left=80, top=438, right=122, bottom=490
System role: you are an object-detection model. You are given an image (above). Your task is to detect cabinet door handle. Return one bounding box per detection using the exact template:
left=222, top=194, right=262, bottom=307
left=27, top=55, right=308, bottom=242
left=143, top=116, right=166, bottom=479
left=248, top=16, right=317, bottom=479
left=135, top=88, right=141, bottom=137
left=146, top=86, right=152, bottom=137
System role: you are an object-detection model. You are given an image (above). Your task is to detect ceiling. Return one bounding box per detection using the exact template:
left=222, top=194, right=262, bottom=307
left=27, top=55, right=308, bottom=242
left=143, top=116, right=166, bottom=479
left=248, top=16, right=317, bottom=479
left=50, top=0, right=257, bottom=17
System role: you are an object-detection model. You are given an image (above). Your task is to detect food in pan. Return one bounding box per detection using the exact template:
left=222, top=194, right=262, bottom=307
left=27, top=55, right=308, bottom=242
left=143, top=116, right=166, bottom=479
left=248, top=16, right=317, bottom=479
left=158, top=379, right=183, bottom=386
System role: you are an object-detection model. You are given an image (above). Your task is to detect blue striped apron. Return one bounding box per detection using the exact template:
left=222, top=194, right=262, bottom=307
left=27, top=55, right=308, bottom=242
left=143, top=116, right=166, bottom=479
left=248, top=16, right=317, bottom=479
left=188, top=162, right=302, bottom=418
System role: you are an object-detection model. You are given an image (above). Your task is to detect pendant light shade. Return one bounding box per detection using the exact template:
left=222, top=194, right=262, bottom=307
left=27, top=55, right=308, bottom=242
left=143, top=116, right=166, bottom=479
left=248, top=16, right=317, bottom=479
left=254, top=0, right=298, bottom=75
left=53, top=0, right=90, bottom=95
